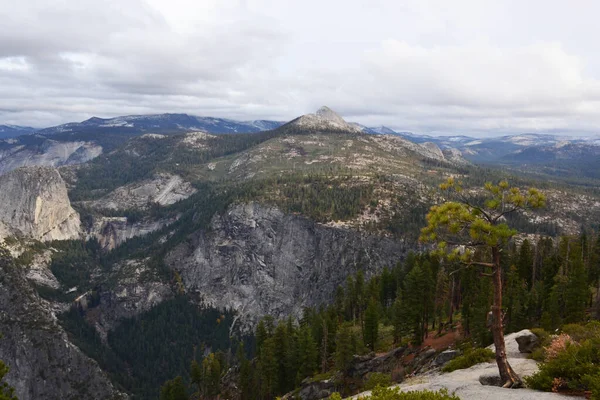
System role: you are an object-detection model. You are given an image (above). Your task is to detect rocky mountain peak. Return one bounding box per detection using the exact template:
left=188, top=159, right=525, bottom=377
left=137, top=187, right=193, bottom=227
left=285, top=106, right=362, bottom=133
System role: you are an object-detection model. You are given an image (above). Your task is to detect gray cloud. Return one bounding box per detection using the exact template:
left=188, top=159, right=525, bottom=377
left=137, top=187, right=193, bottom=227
left=1, top=0, right=600, bottom=136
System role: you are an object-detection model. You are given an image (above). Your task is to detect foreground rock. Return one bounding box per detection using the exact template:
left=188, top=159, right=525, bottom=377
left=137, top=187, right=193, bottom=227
left=0, top=250, right=127, bottom=400
left=0, top=167, right=81, bottom=242
left=167, top=202, right=408, bottom=327
left=350, top=330, right=569, bottom=400
left=515, top=330, right=539, bottom=353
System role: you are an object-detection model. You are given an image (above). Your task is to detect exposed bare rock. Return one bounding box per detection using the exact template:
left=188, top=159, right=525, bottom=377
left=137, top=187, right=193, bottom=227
left=350, top=330, right=570, bottom=400
left=0, top=139, right=102, bottom=176
left=87, top=216, right=177, bottom=251
left=166, top=202, right=408, bottom=328
left=285, top=106, right=363, bottom=133
left=85, top=173, right=196, bottom=211
left=420, top=142, right=445, bottom=160
left=0, top=167, right=81, bottom=242
left=515, top=330, right=539, bottom=353
left=89, top=258, right=173, bottom=336
left=442, top=148, right=470, bottom=165
left=0, top=249, right=127, bottom=400
left=24, top=250, right=60, bottom=289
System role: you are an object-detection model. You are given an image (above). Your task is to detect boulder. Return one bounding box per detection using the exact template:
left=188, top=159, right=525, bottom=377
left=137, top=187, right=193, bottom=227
left=478, top=373, right=503, bottom=387
left=433, top=349, right=460, bottom=367
left=515, top=330, right=539, bottom=353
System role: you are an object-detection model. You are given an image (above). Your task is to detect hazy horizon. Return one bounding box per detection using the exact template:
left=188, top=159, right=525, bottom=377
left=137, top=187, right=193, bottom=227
left=2, top=0, right=600, bottom=137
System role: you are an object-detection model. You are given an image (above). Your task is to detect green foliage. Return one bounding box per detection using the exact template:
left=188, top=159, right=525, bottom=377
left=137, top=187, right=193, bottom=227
left=159, top=376, right=187, bottom=400
left=420, top=179, right=545, bottom=259
left=525, top=338, right=600, bottom=394
left=0, top=337, right=17, bottom=400
left=354, top=385, right=460, bottom=400
left=59, top=296, right=234, bottom=400
left=364, top=299, right=380, bottom=351
left=335, top=325, right=356, bottom=373
left=363, top=372, right=392, bottom=390
left=48, top=239, right=102, bottom=291
left=441, top=348, right=495, bottom=373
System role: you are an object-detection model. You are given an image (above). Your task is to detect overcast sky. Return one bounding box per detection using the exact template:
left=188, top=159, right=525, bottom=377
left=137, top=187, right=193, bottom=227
left=1, top=0, right=600, bottom=136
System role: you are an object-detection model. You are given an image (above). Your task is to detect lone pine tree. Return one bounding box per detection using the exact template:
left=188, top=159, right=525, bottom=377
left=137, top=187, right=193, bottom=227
left=421, top=179, right=545, bottom=388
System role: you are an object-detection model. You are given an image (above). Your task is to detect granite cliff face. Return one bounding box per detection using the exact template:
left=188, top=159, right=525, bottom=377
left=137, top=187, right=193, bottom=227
left=85, top=173, right=196, bottom=211
left=166, top=202, right=408, bottom=328
left=0, top=249, right=126, bottom=400
left=0, top=139, right=102, bottom=176
left=0, top=167, right=81, bottom=242
left=87, top=216, right=177, bottom=251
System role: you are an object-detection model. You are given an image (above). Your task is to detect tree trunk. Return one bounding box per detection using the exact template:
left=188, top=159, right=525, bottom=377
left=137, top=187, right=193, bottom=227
left=492, top=246, right=523, bottom=388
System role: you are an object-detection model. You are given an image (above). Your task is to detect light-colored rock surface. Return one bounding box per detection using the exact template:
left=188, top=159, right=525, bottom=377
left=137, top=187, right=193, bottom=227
left=0, top=167, right=81, bottom=241
left=287, top=106, right=363, bottom=133
left=85, top=173, right=196, bottom=210
left=351, top=330, right=569, bottom=400
left=24, top=250, right=60, bottom=289
left=0, top=139, right=102, bottom=175
left=0, top=251, right=127, bottom=400
left=88, top=216, right=177, bottom=251
left=91, top=258, right=172, bottom=337
left=166, top=202, right=408, bottom=328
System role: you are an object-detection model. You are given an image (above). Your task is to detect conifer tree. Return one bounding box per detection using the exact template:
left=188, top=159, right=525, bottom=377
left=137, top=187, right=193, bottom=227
left=517, top=239, right=534, bottom=288
left=334, top=325, right=355, bottom=374
left=421, top=179, right=545, bottom=388
left=296, top=325, right=318, bottom=382
left=237, top=343, right=254, bottom=400
left=565, top=248, right=589, bottom=323
left=159, top=376, right=187, bottom=400
left=363, top=299, right=379, bottom=351
left=257, top=337, right=278, bottom=399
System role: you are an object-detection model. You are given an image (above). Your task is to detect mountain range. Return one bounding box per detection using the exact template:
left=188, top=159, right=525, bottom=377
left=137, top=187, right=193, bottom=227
left=3, top=111, right=599, bottom=180
left=1, top=106, right=600, bottom=399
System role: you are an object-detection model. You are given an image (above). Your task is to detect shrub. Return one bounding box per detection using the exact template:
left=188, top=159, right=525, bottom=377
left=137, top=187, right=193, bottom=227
left=562, top=322, right=600, bottom=342
left=544, top=334, right=575, bottom=361
left=441, top=348, right=495, bottom=373
left=525, top=338, right=600, bottom=395
left=529, top=328, right=551, bottom=361
left=352, top=386, right=460, bottom=399
left=364, top=372, right=392, bottom=390
left=530, top=328, right=551, bottom=346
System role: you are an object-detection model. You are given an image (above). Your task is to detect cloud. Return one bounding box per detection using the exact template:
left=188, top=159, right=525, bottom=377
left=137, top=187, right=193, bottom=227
left=1, top=0, right=600, bottom=136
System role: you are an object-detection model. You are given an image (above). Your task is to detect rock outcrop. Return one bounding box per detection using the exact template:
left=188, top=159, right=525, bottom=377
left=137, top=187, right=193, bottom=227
left=85, top=173, right=196, bottom=211
left=514, top=330, right=539, bottom=353
left=284, top=106, right=363, bottom=134
left=0, top=167, right=81, bottom=242
left=0, top=139, right=102, bottom=176
left=0, top=249, right=127, bottom=400
left=166, top=202, right=408, bottom=327
left=87, top=216, right=177, bottom=251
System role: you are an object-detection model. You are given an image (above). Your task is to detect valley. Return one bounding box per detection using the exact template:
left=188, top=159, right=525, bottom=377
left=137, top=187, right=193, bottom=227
left=0, top=107, right=599, bottom=400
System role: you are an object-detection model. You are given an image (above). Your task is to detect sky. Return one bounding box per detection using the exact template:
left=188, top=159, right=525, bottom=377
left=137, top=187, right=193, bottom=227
left=1, top=0, right=600, bottom=136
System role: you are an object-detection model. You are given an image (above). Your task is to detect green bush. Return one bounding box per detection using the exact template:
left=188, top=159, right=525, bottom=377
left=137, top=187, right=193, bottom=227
left=334, top=385, right=460, bottom=399
left=562, top=322, right=600, bottom=342
left=525, top=338, right=600, bottom=395
left=364, top=372, right=392, bottom=390
left=530, top=328, right=551, bottom=346
left=441, top=348, right=495, bottom=372
left=582, top=374, right=600, bottom=400
left=529, top=328, right=551, bottom=361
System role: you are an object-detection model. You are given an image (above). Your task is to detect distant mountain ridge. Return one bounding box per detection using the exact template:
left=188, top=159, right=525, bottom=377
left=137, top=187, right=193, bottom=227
left=0, top=124, right=37, bottom=139
left=37, top=113, right=286, bottom=136
left=3, top=109, right=600, bottom=179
